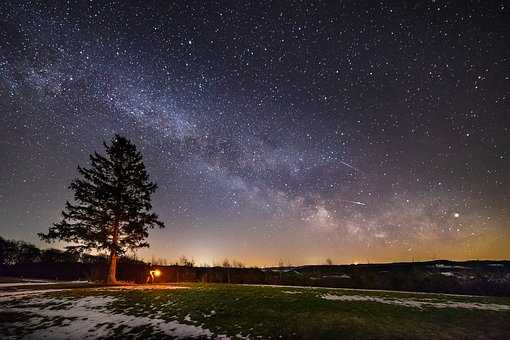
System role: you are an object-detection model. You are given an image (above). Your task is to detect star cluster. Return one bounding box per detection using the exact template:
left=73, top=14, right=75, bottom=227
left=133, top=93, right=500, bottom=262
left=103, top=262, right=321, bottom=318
left=1, top=1, right=509, bottom=265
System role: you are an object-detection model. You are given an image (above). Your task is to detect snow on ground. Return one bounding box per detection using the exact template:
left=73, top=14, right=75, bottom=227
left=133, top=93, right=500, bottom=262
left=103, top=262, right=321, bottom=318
left=433, top=264, right=469, bottom=269
left=0, top=285, right=188, bottom=304
left=0, top=280, right=89, bottom=287
left=321, top=293, right=510, bottom=311
left=0, top=289, right=70, bottom=302
left=310, top=274, right=351, bottom=280
left=440, top=272, right=455, bottom=277
left=1, top=291, right=227, bottom=339
left=243, top=283, right=490, bottom=298
left=2, top=284, right=508, bottom=339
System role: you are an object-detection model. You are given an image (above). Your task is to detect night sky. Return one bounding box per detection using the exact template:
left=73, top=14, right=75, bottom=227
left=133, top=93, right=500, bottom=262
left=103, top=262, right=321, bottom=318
left=1, top=1, right=509, bottom=266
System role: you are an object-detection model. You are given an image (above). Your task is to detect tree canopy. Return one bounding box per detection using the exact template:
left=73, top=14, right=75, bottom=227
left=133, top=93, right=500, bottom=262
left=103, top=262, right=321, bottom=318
left=39, top=135, right=164, bottom=283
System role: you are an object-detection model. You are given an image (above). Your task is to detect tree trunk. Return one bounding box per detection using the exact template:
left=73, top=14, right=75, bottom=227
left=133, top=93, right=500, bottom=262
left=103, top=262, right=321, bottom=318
left=106, top=250, right=118, bottom=284
left=106, top=223, right=119, bottom=284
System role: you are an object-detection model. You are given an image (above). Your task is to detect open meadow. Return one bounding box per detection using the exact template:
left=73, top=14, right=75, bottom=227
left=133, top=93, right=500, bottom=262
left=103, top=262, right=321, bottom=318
left=1, top=282, right=509, bottom=339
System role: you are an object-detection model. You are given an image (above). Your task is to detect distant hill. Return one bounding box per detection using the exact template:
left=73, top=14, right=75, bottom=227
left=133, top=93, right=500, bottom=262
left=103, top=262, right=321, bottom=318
left=262, top=260, right=510, bottom=296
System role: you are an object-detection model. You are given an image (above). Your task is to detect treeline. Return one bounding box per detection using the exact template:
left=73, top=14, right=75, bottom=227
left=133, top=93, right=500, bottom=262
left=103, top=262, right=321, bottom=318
left=150, top=255, right=196, bottom=267
left=150, top=256, right=250, bottom=268
left=0, top=236, right=148, bottom=282
left=0, top=236, right=250, bottom=269
left=0, top=236, right=129, bottom=265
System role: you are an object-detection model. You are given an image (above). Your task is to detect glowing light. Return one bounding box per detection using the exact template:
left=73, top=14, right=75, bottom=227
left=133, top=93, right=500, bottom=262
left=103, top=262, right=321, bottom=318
left=453, top=213, right=460, bottom=218
left=153, top=269, right=161, bottom=277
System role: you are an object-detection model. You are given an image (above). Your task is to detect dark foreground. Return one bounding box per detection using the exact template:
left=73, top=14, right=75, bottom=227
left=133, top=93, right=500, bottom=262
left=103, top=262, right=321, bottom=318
left=1, top=282, right=509, bottom=339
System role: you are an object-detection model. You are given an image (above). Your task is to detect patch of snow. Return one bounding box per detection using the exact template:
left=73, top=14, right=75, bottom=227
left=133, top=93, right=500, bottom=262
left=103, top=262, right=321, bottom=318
left=320, top=293, right=510, bottom=312
left=0, top=284, right=187, bottom=303
left=202, top=309, right=217, bottom=318
left=22, top=278, right=60, bottom=282
left=0, top=280, right=89, bottom=287
left=282, top=290, right=302, bottom=294
left=434, top=264, right=468, bottom=269
left=2, top=294, right=223, bottom=339
left=488, top=274, right=510, bottom=283
left=241, top=284, right=488, bottom=298
left=0, top=289, right=68, bottom=302
left=0, top=282, right=51, bottom=287
left=440, top=272, right=455, bottom=277
left=322, top=274, right=351, bottom=279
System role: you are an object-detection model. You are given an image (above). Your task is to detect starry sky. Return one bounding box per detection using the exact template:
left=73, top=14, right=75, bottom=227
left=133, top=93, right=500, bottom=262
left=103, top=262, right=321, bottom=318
left=1, top=1, right=509, bottom=266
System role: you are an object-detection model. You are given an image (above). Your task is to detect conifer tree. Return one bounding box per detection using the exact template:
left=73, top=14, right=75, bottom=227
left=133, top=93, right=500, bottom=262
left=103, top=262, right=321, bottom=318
left=39, top=135, right=164, bottom=284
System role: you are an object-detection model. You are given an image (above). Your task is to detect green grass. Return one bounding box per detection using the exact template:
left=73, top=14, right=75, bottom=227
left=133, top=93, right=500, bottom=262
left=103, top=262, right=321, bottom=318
left=2, top=284, right=510, bottom=339
left=107, top=284, right=510, bottom=339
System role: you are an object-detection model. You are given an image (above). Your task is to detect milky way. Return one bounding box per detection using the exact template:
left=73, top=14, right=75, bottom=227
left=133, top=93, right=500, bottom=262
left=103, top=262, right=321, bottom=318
left=1, top=1, right=509, bottom=265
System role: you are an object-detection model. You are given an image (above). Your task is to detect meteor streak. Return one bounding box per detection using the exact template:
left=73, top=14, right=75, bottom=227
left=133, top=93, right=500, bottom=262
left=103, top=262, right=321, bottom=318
left=340, top=200, right=367, bottom=206
left=339, top=160, right=360, bottom=172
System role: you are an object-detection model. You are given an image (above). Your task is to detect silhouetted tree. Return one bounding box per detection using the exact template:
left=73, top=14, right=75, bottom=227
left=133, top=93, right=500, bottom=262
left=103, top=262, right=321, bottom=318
left=222, top=259, right=232, bottom=283
left=39, top=135, right=164, bottom=284
left=232, top=260, right=245, bottom=268
left=40, top=248, right=80, bottom=263
left=0, top=236, right=17, bottom=265
left=0, top=237, right=7, bottom=264
left=15, top=241, right=41, bottom=264
left=178, top=255, right=195, bottom=267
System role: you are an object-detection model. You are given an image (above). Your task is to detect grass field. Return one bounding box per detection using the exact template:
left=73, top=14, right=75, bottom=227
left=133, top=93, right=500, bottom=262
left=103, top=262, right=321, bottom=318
left=1, top=283, right=510, bottom=339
